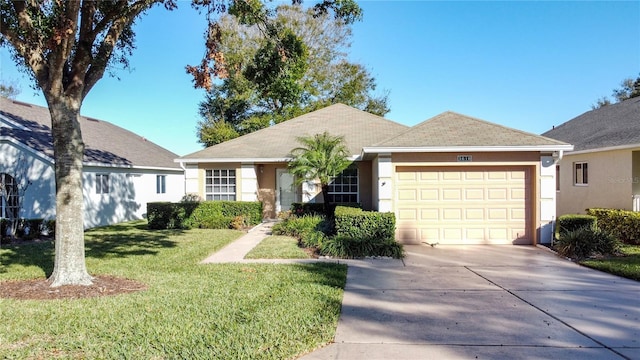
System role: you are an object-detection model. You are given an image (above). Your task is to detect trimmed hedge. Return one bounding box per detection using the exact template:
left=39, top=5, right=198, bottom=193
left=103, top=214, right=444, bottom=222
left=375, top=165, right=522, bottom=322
left=587, top=208, right=640, bottom=245
left=557, top=214, right=597, bottom=236
left=290, top=202, right=360, bottom=217
left=147, top=201, right=262, bottom=230
left=334, top=206, right=395, bottom=241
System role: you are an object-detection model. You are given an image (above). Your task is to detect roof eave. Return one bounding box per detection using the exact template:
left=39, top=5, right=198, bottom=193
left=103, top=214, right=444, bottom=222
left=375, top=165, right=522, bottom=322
left=175, top=155, right=363, bottom=164
left=564, top=143, right=640, bottom=156
left=362, top=145, right=575, bottom=154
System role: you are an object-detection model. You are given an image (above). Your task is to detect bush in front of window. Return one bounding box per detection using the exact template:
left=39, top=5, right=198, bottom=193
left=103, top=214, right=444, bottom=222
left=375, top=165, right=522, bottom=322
left=587, top=208, right=640, bottom=245
left=147, top=201, right=262, bottom=230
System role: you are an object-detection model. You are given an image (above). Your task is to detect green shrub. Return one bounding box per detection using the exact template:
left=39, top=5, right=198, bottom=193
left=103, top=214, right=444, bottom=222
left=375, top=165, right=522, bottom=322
left=147, top=201, right=262, bottom=230
left=334, top=206, right=396, bottom=241
left=300, top=230, right=327, bottom=248
left=290, top=202, right=360, bottom=217
left=0, top=218, right=55, bottom=241
left=272, top=215, right=327, bottom=238
left=320, top=236, right=403, bottom=259
left=557, top=214, right=597, bottom=237
left=587, top=208, right=640, bottom=245
left=555, top=226, right=620, bottom=259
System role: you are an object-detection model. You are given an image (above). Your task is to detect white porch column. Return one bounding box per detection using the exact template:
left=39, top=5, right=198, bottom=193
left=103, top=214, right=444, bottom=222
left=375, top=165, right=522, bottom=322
left=240, top=163, right=258, bottom=201
left=539, top=156, right=557, bottom=243
left=184, top=163, right=199, bottom=197
left=376, top=155, right=393, bottom=212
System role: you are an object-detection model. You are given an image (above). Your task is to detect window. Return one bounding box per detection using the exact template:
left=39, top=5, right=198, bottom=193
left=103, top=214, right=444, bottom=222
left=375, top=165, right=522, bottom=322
left=96, top=174, right=110, bottom=194
left=205, top=169, right=236, bottom=201
left=156, top=175, right=166, bottom=194
left=0, top=173, right=18, bottom=219
left=574, top=162, right=588, bottom=185
left=328, top=167, right=358, bottom=203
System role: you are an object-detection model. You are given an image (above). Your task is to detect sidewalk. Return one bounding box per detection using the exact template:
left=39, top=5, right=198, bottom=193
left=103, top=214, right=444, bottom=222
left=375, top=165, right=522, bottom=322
left=200, top=221, right=344, bottom=264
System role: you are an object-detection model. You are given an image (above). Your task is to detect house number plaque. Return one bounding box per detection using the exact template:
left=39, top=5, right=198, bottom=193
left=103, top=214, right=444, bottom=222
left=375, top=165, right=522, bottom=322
left=457, top=155, right=472, bottom=162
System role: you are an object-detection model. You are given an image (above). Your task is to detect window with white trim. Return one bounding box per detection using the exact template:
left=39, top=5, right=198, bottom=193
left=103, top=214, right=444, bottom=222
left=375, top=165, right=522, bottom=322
left=96, top=174, right=110, bottom=194
left=328, top=167, right=358, bottom=203
left=156, top=175, right=166, bottom=194
left=205, top=169, right=236, bottom=201
left=0, top=173, right=18, bottom=219
left=574, top=162, right=588, bottom=185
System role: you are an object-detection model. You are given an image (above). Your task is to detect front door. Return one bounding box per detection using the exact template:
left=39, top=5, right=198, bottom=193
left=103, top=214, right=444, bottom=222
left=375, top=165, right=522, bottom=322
left=276, top=169, right=296, bottom=212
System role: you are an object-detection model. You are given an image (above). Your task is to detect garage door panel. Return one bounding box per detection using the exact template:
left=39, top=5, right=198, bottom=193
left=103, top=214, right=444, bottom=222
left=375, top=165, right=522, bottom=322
left=395, top=167, right=531, bottom=245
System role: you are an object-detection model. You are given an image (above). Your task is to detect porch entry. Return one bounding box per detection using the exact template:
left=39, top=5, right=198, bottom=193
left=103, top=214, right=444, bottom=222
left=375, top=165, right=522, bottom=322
left=276, top=169, right=296, bottom=212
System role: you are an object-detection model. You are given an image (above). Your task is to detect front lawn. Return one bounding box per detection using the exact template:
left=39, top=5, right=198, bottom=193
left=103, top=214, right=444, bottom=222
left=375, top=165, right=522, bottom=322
left=0, top=220, right=347, bottom=359
left=245, top=235, right=313, bottom=259
left=580, top=245, right=640, bottom=281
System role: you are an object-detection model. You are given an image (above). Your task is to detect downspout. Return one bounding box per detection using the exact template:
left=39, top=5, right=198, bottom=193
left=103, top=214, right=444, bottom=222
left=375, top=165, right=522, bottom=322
left=550, top=150, right=563, bottom=246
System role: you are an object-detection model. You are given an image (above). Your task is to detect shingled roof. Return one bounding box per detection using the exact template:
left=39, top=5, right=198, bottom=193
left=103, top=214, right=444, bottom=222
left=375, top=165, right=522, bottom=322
left=542, top=97, right=640, bottom=152
left=180, top=103, right=409, bottom=161
left=368, top=111, right=569, bottom=150
left=0, top=97, right=180, bottom=169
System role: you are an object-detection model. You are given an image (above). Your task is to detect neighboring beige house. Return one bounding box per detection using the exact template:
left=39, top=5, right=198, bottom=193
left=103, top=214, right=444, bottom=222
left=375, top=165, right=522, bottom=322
left=177, top=104, right=571, bottom=245
left=543, top=97, right=640, bottom=216
left=0, top=97, right=185, bottom=229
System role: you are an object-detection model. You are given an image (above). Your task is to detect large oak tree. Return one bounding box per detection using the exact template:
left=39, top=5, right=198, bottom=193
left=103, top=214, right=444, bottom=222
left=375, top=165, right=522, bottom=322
left=0, top=0, right=360, bottom=287
left=197, top=4, right=387, bottom=147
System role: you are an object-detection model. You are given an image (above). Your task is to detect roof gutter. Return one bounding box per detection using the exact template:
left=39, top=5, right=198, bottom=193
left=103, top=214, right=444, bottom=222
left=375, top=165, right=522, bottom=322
left=174, top=155, right=362, bottom=163
left=362, top=145, right=574, bottom=156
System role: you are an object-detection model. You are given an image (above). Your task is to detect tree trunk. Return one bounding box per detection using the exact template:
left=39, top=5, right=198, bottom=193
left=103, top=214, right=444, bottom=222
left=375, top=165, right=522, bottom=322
left=321, top=184, right=331, bottom=217
left=46, top=96, right=93, bottom=287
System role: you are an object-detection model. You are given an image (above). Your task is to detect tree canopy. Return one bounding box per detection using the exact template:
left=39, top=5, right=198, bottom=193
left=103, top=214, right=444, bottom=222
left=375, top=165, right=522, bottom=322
left=592, top=74, right=640, bottom=109
left=197, top=4, right=388, bottom=147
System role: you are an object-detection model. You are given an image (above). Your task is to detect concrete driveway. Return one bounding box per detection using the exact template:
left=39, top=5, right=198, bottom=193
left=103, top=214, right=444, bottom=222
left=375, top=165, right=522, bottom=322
left=301, top=245, right=640, bottom=360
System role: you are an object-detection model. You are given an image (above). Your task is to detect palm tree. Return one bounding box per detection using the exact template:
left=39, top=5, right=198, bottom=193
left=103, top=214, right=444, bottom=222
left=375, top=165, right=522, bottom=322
left=288, top=131, right=351, bottom=215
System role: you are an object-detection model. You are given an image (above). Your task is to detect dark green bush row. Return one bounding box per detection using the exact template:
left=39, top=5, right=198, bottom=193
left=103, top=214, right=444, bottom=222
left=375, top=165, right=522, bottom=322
left=554, top=226, right=620, bottom=259
left=273, top=206, right=402, bottom=258
left=320, top=236, right=403, bottom=259
left=289, top=202, right=360, bottom=217
left=147, top=201, right=262, bottom=230
left=334, top=206, right=396, bottom=241
left=586, top=208, right=640, bottom=245
left=0, top=218, right=55, bottom=241
left=557, top=214, right=597, bottom=235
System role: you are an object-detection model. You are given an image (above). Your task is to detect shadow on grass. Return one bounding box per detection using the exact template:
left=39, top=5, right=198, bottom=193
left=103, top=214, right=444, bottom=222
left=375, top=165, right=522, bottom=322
left=0, top=221, right=185, bottom=277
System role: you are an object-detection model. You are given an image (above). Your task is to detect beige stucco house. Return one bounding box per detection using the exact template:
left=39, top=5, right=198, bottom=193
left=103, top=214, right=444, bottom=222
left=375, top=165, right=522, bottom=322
left=543, top=97, right=640, bottom=216
left=177, top=104, right=572, bottom=245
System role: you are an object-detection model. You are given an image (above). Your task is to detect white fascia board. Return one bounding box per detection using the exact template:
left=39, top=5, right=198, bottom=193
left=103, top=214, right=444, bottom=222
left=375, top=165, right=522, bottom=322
left=362, top=145, right=574, bottom=154
left=174, top=157, right=291, bottom=163
left=175, top=155, right=362, bottom=163
left=0, top=113, right=29, bottom=130
left=82, top=162, right=182, bottom=172
left=564, top=143, right=640, bottom=156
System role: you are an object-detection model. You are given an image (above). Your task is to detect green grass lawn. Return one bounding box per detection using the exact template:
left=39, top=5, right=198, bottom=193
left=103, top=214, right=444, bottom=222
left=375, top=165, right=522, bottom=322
left=245, top=235, right=312, bottom=259
left=581, top=245, right=640, bottom=281
left=0, top=220, right=347, bottom=359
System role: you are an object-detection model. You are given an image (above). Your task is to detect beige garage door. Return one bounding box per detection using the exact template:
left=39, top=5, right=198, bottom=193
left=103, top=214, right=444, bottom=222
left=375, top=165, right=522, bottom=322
left=395, top=166, right=531, bottom=245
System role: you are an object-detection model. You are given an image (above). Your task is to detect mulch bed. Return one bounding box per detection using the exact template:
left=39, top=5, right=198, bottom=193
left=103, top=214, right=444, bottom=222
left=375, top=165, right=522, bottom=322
left=0, top=275, right=147, bottom=300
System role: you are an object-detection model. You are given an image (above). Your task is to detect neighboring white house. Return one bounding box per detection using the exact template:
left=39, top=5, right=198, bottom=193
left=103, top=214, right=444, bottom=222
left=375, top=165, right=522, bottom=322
left=0, top=97, right=184, bottom=229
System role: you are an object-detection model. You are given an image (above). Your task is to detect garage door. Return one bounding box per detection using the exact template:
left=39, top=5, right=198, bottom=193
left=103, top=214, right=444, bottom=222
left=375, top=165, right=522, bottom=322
left=395, top=166, right=531, bottom=245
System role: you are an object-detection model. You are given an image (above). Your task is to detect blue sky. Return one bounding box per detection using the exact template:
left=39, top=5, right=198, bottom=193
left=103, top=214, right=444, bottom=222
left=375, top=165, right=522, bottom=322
left=1, top=1, right=638, bottom=156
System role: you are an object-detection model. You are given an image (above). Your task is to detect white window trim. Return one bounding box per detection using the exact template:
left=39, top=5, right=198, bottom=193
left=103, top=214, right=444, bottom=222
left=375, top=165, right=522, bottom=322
left=574, top=162, right=588, bottom=186
left=205, top=169, right=237, bottom=201
left=96, top=174, right=110, bottom=194
left=328, top=167, right=359, bottom=203
left=156, top=175, right=166, bottom=194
